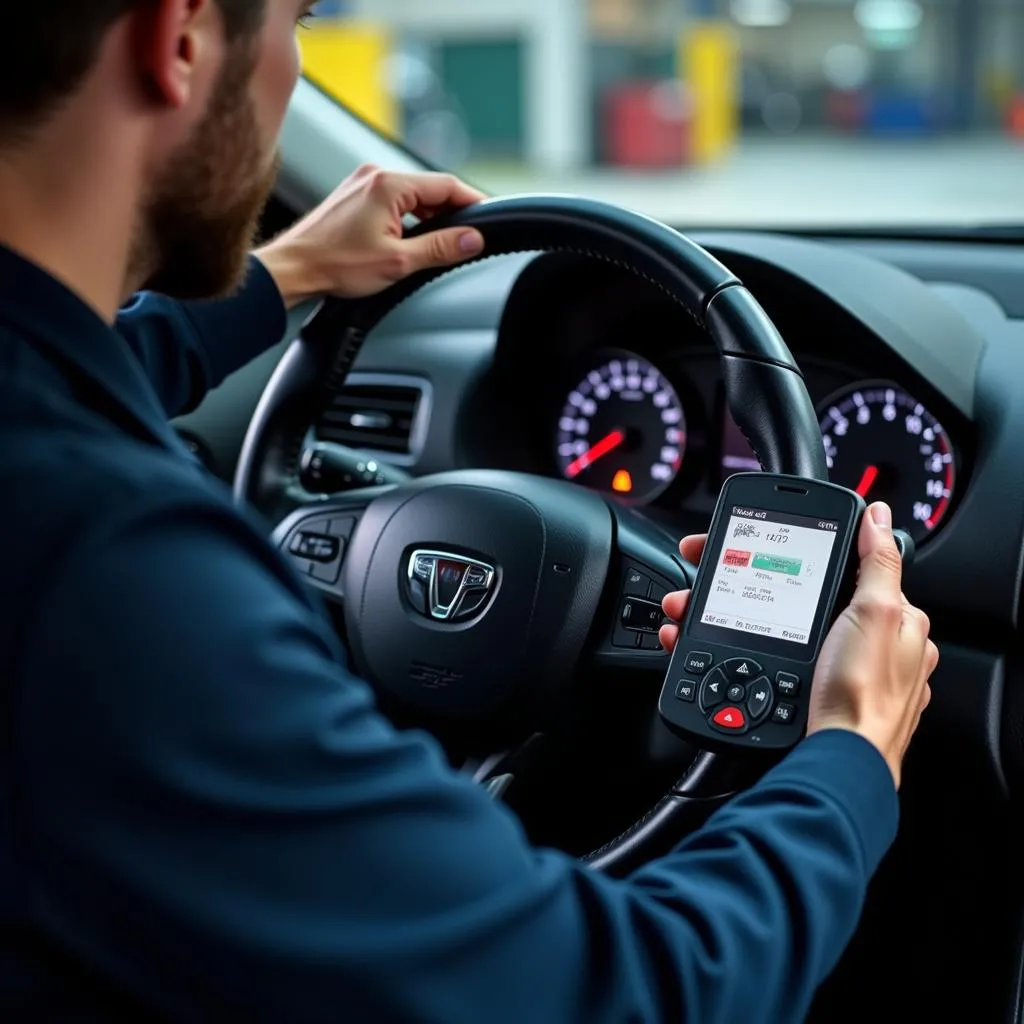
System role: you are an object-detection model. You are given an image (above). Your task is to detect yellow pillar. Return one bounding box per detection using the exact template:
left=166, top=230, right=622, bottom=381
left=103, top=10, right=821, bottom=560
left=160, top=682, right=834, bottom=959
left=298, top=21, right=398, bottom=138
left=679, top=21, right=738, bottom=164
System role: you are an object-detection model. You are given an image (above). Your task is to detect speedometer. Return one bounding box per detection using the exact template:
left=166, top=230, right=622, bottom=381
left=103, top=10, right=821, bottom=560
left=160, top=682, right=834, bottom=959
left=819, top=382, right=955, bottom=544
left=555, top=353, right=685, bottom=504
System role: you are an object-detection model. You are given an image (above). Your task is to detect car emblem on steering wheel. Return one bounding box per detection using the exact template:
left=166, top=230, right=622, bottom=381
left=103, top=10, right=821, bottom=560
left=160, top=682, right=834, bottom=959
left=407, top=550, right=496, bottom=623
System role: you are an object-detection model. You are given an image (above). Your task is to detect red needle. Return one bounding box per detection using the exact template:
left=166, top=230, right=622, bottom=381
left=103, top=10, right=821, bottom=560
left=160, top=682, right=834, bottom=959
left=565, top=429, right=625, bottom=479
left=855, top=464, right=879, bottom=498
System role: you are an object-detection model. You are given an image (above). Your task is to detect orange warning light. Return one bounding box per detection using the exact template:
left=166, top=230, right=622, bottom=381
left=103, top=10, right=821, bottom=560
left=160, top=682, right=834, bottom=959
left=612, top=469, right=633, bottom=493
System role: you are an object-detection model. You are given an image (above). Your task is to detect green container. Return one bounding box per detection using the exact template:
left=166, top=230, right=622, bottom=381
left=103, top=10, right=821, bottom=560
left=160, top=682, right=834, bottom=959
left=439, top=38, right=524, bottom=159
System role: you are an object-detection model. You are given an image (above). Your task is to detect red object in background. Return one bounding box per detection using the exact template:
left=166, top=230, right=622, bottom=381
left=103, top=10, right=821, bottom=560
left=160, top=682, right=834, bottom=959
left=1009, top=94, right=1024, bottom=138
left=605, top=82, right=690, bottom=168
left=825, top=89, right=867, bottom=132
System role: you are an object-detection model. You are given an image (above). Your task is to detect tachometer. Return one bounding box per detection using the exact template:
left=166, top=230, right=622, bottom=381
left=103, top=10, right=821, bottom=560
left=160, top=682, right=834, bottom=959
left=818, top=383, right=955, bottom=544
left=556, top=353, right=685, bottom=504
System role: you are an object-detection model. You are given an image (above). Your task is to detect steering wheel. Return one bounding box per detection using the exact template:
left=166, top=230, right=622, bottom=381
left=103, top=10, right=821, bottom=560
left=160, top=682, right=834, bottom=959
left=234, top=195, right=828, bottom=876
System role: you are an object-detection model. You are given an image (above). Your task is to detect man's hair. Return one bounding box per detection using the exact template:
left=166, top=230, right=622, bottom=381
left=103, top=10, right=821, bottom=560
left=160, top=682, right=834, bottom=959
left=1, top=1, right=266, bottom=137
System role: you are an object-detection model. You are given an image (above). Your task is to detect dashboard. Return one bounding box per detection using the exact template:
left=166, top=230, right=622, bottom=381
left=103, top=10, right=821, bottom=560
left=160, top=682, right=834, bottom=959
left=230, top=229, right=1024, bottom=652
left=179, top=225, right=1024, bottom=642
left=449, top=246, right=975, bottom=554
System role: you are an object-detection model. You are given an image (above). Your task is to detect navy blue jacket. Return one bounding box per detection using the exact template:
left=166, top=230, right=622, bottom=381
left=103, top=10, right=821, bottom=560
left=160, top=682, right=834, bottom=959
left=0, top=244, right=899, bottom=1021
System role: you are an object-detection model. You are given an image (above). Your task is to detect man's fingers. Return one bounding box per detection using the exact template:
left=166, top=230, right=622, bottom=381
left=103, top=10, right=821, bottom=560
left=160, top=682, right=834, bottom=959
left=678, top=534, right=707, bottom=566
left=662, top=589, right=691, bottom=622
left=659, top=622, right=680, bottom=653
left=400, top=228, right=485, bottom=273
left=393, top=171, right=487, bottom=212
left=852, top=501, right=904, bottom=612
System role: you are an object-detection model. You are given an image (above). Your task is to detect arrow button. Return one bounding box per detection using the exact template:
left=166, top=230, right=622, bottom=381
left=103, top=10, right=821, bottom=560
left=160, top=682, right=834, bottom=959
left=747, top=675, right=773, bottom=721
left=723, top=658, right=763, bottom=685
left=699, top=668, right=728, bottom=711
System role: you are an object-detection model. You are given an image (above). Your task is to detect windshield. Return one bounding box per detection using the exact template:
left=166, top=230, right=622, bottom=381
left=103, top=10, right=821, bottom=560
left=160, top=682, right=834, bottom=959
left=301, top=1, right=1024, bottom=230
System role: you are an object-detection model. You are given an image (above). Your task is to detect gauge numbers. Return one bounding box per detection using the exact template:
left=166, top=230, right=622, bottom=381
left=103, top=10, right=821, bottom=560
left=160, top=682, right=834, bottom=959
left=819, top=383, right=955, bottom=544
left=556, top=354, right=685, bottom=504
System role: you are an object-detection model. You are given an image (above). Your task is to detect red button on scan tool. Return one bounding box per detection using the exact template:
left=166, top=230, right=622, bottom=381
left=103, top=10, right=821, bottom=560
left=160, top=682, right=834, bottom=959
left=712, top=706, right=746, bottom=730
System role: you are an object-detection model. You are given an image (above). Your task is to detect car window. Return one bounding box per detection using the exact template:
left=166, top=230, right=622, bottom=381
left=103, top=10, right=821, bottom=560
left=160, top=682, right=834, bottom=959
left=299, top=1, right=1024, bottom=229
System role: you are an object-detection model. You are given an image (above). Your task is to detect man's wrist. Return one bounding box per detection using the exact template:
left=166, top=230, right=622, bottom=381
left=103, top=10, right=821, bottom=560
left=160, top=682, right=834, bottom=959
left=253, top=241, right=322, bottom=311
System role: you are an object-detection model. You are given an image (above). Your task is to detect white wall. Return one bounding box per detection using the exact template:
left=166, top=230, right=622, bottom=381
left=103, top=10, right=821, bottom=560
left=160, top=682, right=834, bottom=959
left=354, top=0, right=533, bottom=35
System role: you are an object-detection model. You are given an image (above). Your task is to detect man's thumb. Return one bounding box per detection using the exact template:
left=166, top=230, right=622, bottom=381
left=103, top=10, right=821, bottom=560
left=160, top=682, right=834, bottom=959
left=855, top=501, right=904, bottom=599
left=405, top=228, right=484, bottom=271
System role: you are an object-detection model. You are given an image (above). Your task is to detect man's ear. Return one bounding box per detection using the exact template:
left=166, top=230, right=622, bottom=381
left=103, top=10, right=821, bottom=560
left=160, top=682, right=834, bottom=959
left=136, top=0, right=222, bottom=109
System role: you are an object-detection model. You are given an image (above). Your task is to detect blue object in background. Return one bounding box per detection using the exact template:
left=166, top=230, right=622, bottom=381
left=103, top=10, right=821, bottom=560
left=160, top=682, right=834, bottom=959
left=866, top=92, right=940, bottom=135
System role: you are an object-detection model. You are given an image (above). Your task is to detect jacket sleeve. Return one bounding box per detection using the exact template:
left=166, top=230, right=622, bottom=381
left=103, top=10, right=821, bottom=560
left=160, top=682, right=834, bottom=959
left=114, top=256, right=287, bottom=418
left=18, top=494, right=899, bottom=1024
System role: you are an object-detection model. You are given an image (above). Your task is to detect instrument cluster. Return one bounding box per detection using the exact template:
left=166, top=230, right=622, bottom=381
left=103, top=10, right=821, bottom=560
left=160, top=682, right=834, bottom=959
left=551, top=348, right=958, bottom=547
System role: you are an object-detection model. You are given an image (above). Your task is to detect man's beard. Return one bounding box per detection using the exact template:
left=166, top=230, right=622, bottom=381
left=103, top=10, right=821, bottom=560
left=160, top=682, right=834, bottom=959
left=132, top=39, right=279, bottom=300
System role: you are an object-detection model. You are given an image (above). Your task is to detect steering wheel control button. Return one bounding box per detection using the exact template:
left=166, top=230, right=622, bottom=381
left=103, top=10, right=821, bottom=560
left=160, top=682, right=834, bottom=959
left=328, top=517, right=357, bottom=540
left=746, top=678, right=773, bottom=721
left=612, top=622, right=641, bottom=648
left=624, top=567, right=652, bottom=597
left=280, top=516, right=350, bottom=587
left=722, top=658, right=762, bottom=684
left=726, top=683, right=746, bottom=703
left=640, top=632, right=666, bottom=652
left=775, top=672, right=801, bottom=697
left=621, top=597, right=664, bottom=633
left=311, top=538, right=346, bottom=584
left=711, top=706, right=747, bottom=731
left=294, top=534, right=340, bottom=563
left=699, top=668, right=727, bottom=711
left=772, top=703, right=796, bottom=725
left=683, top=651, right=713, bottom=675
left=674, top=679, right=696, bottom=702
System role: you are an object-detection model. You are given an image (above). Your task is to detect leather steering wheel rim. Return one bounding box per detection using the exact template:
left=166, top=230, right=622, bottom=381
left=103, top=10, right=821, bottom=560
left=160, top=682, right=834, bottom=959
left=235, top=194, right=828, bottom=875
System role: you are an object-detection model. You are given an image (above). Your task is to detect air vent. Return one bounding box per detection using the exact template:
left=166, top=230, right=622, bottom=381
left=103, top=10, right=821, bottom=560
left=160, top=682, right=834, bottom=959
left=314, top=376, right=427, bottom=461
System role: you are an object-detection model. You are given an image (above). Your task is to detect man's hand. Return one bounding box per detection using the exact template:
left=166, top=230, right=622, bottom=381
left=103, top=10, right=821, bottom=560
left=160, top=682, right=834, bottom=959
left=659, top=501, right=937, bottom=789
left=255, top=165, right=487, bottom=309
left=805, top=501, right=937, bottom=788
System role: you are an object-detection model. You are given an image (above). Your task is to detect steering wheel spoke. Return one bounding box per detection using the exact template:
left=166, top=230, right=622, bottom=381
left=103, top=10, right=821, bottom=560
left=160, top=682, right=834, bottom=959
left=591, top=502, right=695, bottom=672
left=271, top=488, right=383, bottom=603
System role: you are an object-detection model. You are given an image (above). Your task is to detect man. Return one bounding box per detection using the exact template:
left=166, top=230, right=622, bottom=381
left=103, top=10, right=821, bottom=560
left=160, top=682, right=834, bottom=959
left=0, top=2, right=937, bottom=1021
